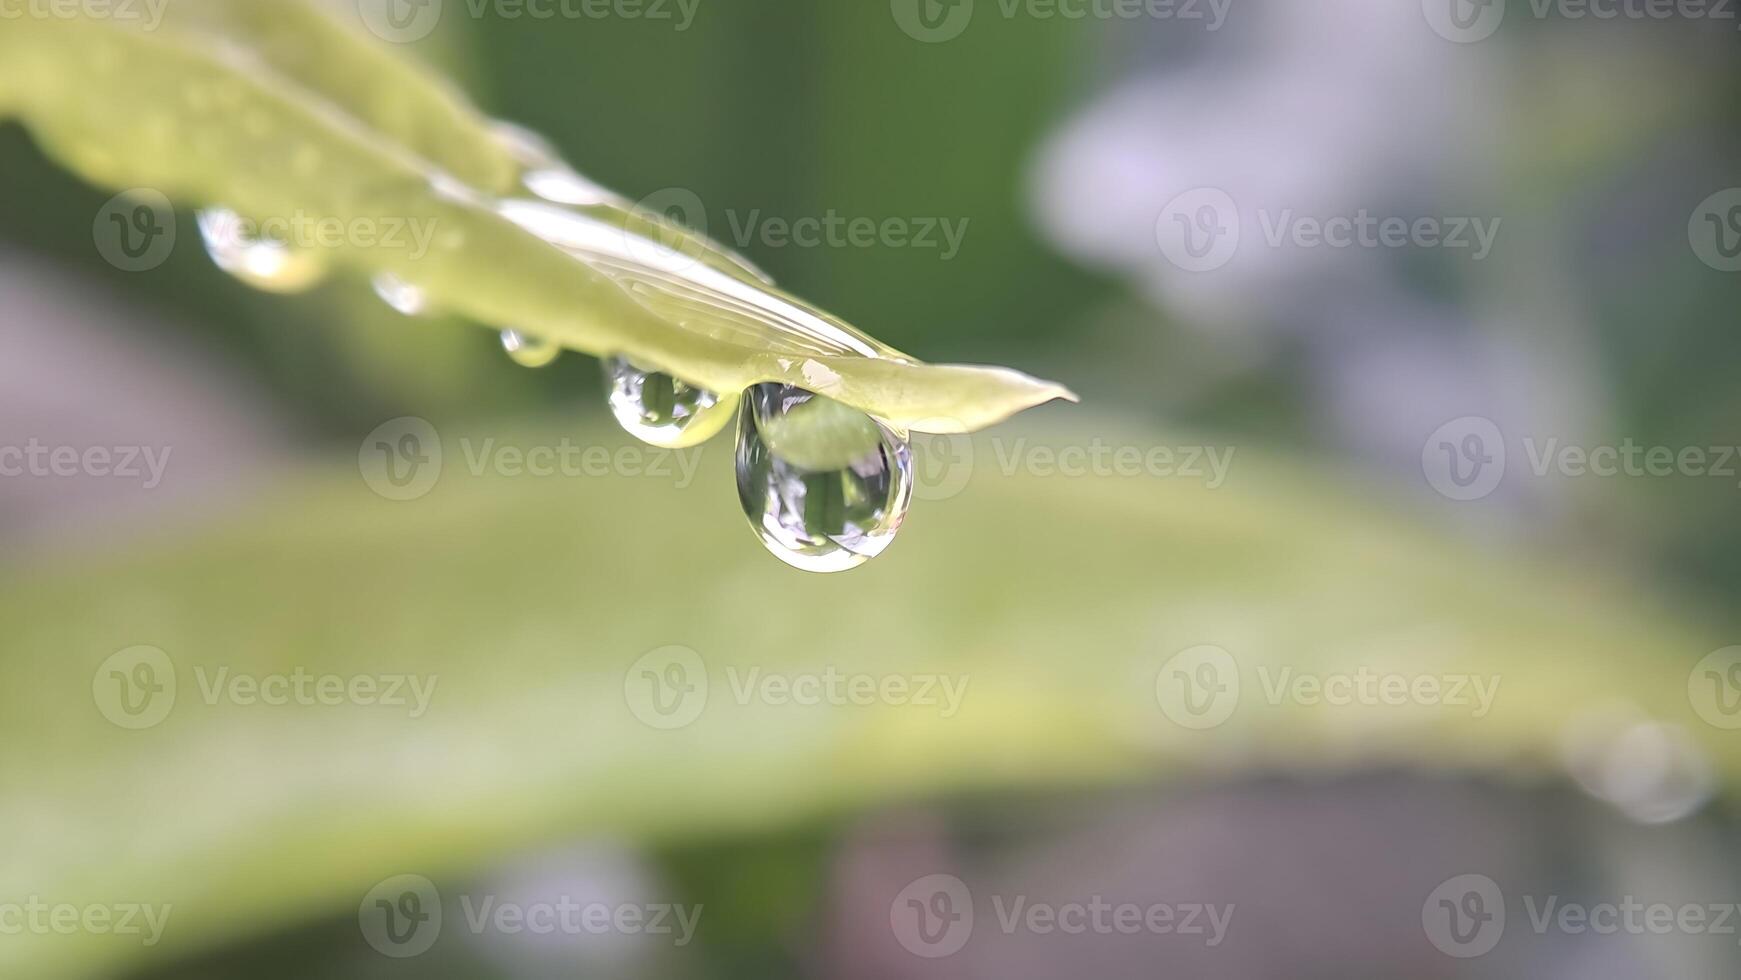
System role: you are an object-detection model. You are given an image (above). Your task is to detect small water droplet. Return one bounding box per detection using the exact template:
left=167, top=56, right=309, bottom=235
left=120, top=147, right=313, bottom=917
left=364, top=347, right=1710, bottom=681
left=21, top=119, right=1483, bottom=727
left=501, top=330, right=561, bottom=369
left=603, top=355, right=738, bottom=449
left=735, top=384, right=913, bottom=573
left=197, top=208, right=324, bottom=294
left=372, top=273, right=429, bottom=316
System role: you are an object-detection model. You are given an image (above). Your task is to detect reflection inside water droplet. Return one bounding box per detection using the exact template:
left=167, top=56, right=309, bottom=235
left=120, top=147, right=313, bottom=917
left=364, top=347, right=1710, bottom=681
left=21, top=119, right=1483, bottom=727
left=500, top=330, right=561, bottom=369
left=196, top=208, right=324, bottom=294
left=735, top=383, right=912, bottom=573
left=372, top=273, right=429, bottom=316
left=602, top=355, right=737, bottom=449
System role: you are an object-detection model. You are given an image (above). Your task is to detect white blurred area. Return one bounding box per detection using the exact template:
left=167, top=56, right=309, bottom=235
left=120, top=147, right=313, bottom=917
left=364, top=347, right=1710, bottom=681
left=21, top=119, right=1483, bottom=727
left=1024, top=0, right=1730, bottom=512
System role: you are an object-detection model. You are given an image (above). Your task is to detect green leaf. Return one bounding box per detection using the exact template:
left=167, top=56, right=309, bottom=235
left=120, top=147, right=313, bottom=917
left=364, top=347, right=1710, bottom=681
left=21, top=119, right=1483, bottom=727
left=0, top=419, right=1731, bottom=979
left=0, top=4, right=1076, bottom=433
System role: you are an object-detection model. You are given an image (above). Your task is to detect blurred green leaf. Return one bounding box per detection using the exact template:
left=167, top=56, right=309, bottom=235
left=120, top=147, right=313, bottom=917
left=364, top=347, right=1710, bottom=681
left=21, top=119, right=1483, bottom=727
left=0, top=417, right=1731, bottom=978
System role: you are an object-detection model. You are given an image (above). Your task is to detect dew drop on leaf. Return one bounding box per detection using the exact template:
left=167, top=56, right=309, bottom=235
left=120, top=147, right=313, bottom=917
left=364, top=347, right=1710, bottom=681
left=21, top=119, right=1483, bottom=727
left=196, top=208, right=325, bottom=294
left=371, top=273, right=429, bottom=316
left=602, top=354, right=738, bottom=449
left=500, top=330, right=561, bottom=369
left=735, top=383, right=913, bottom=573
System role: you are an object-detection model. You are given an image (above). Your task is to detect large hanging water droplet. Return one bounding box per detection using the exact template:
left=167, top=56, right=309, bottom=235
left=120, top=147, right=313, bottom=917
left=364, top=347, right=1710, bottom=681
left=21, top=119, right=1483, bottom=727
left=603, top=355, right=739, bottom=449
left=501, top=330, right=561, bottom=369
left=196, top=208, right=325, bottom=294
left=372, top=273, right=429, bottom=316
left=735, top=384, right=913, bottom=573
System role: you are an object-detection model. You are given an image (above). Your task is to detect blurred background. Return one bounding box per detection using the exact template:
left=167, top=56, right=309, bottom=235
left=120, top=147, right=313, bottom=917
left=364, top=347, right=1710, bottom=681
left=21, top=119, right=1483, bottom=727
left=2, top=0, right=1740, bottom=976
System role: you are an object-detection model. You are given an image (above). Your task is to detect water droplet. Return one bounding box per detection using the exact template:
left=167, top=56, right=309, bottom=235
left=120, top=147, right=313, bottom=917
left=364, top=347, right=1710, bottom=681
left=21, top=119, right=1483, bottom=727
left=372, top=273, right=429, bottom=317
left=603, top=355, right=738, bottom=449
left=501, top=330, right=561, bottom=369
left=735, top=384, right=912, bottom=573
left=196, top=208, right=324, bottom=294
